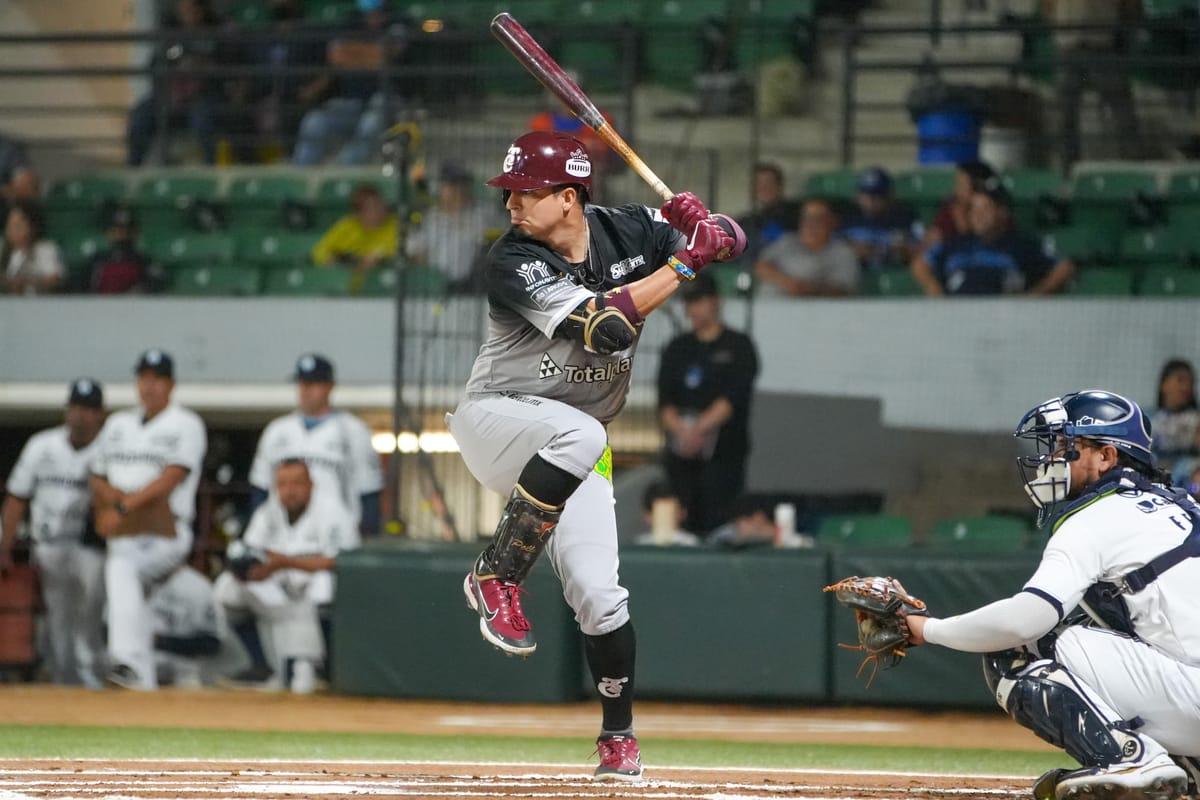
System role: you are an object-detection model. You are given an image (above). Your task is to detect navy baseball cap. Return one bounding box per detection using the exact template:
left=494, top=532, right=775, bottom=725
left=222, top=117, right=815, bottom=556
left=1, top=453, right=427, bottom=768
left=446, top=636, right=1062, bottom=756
left=294, top=353, right=335, bottom=383
left=67, top=377, right=103, bottom=408
left=974, top=175, right=1013, bottom=208
left=134, top=348, right=174, bottom=378
left=857, top=166, right=892, bottom=195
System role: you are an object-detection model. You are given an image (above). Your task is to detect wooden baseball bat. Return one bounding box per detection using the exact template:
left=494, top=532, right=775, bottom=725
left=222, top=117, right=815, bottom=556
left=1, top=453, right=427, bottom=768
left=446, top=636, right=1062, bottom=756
left=490, top=12, right=674, bottom=201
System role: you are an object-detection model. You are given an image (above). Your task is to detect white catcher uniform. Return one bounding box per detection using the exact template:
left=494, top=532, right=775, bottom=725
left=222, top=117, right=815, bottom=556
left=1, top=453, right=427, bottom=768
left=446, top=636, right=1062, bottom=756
left=214, top=492, right=359, bottom=669
left=91, top=404, right=207, bottom=689
left=249, top=412, right=382, bottom=528
left=5, top=426, right=104, bottom=686
left=150, top=565, right=222, bottom=688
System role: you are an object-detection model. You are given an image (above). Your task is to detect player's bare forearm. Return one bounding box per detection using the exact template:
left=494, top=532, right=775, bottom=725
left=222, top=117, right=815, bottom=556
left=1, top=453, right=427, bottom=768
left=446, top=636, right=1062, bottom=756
left=122, top=465, right=188, bottom=512
left=587, top=264, right=685, bottom=319
left=910, top=255, right=944, bottom=296
left=91, top=475, right=122, bottom=507
left=274, top=552, right=336, bottom=573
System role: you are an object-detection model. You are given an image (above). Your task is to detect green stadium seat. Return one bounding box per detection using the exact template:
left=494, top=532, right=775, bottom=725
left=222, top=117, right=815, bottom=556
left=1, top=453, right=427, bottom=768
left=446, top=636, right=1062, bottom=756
left=360, top=264, right=450, bottom=296
left=575, top=0, right=643, bottom=23
left=57, top=231, right=108, bottom=268
left=1119, top=227, right=1184, bottom=264
left=229, top=0, right=271, bottom=27
left=1167, top=171, right=1200, bottom=204
left=134, top=172, right=222, bottom=231
left=45, top=174, right=129, bottom=209
left=816, top=514, right=913, bottom=549
left=1139, top=266, right=1200, bottom=296
left=235, top=230, right=320, bottom=266
left=313, top=174, right=398, bottom=209
left=861, top=269, right=922, bottom=296
left=804, top=168, right=859, bottom=201
left=46, top=208, right=106, bottom=237
left=170, top=265, right=262, bottom=296
left=1070, top=169, right=1159, bottom=230
left=1070, top=266, right=1136, bottom=296
left=264, top=265, right=354, bottom=296
left=928, top=515, right=1030, bottom=551
left=304, top=0, right=355, bottom=25
left=710, top=265, right=753, bottom=297
left=1000, top=168, right=1064, bottom=203
left=1039, top=224, right=1119, bottom=264
left=143, top=232, right=235, bottom=267
left=225, top=174, right=310, bottom=227
left=894, top=168, right=954, bottom=206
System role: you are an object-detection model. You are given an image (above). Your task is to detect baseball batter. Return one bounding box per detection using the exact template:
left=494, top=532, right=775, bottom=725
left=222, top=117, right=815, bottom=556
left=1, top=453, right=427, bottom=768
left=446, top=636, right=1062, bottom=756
left=91, top=349, right=207, bottom=690
left=903, top=391, right=1200, bottom=800
left=216, top=459, right=359, bottom=694
left=249, top=354, right=383, bottom=537
left=0, top=378, right=107, bottom=687
left=449, top=131, right=745, bottom=780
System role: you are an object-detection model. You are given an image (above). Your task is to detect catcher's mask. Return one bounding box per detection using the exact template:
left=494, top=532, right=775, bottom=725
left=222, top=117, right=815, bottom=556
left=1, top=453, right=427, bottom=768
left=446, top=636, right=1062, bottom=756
left=1013, top=389, right=1153, bottom=523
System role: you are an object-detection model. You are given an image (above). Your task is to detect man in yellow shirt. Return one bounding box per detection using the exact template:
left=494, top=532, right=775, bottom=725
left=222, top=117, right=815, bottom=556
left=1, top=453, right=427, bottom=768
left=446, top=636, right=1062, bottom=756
left=311, top=185, right=397, bottom=271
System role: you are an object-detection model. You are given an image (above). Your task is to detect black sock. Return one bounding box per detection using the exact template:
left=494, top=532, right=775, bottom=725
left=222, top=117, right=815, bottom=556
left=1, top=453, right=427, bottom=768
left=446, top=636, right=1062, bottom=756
left=232, top=618, right=269, bottom=671
left=584, top=621, right=636, bottom=734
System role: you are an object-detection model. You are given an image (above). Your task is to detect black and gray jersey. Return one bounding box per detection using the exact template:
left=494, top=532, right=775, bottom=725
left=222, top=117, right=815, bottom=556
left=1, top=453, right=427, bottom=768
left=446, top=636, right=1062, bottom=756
left=463, top=203, right=684, bottom=424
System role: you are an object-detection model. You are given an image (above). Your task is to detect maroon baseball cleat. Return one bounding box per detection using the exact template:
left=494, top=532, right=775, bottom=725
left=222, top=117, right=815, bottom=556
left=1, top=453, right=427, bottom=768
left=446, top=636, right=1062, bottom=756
left=463, top=568, right=536, bottom=656
left=593, top=734, right=643, bottom=781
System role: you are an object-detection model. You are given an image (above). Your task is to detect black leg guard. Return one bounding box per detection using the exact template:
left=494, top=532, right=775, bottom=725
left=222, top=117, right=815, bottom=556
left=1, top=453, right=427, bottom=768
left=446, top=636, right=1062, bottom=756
left=477, top=485, right=563, bottom=585
left=585, top=621, right=637, bottom=734
left=991, top=656, right=1145, bottom=768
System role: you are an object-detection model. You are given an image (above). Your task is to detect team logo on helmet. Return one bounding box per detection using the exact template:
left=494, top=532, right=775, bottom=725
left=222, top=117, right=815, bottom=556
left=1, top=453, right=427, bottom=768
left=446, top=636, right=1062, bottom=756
left=502, top=146, right=521, bottom=174
left=565, top=157, right=591, bottom=178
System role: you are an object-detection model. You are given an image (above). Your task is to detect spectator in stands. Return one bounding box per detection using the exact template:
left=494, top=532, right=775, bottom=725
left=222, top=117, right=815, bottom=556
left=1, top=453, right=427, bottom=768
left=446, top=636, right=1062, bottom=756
left=707, top=495, right=777, bottom=549
left=921, top=160, right=996, bottom=250
left=215, top=459, right=360, bottom=693
left=736, top=163, right=802, bottom=266
left=0, top=379, right=108, bottom=688
left=0, top=134, right=40, bottom=223
left=633, top=482, right=699, bottom=547
left=838, top=166, right=918, bottom=271
left=1044, top=0, right=1142, bottom=166
left=1150, top=358, right=1200, bottom=481
left=911, top=178, right=1074, bottom=296
left=150, top=563, right=223, bottom=689
left=220, top=0, right=328, bottom=163
left=87, top=205, right=165, bottom=295
left=404, top=162, right=505, bottom=293
left=754, top=198, right=860, bottom=297
left=291, top=0, right=405, bottom=166
left=311, top=185, right=398, bottom=274
left=658, top=272, right=760, bottom=535
left=2, top=201, right=64, bottom=295
left=127, top=0, right=225, bottom=166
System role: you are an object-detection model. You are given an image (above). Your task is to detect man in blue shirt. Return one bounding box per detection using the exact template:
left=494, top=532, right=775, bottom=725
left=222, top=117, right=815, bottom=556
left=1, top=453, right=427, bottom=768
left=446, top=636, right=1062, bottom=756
left=912, top=178, right=1074, bottom=296
left=838, top=166, right=918, bottom=271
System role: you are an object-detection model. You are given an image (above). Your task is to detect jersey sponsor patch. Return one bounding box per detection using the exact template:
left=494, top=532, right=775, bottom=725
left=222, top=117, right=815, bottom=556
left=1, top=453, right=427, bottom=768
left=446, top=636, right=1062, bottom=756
left=609, top=254, right=645, bottom=279
left=531, top=280, right=575, bottom=309
left=538, top=352, right=563, bottom=379
left=516, top=259, right=555, bottom=287
left=563, top=357, right=631, bottom=384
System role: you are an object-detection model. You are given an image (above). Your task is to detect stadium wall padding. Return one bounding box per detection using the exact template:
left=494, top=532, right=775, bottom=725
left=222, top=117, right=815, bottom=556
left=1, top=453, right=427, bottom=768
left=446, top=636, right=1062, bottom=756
left=332, top=542, right=1039, bottom=706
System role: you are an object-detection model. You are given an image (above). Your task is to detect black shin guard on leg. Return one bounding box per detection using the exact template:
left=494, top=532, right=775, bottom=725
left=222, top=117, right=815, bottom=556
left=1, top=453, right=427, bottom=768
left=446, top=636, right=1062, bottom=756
left=477, top=455, right=579, bottom=585
left=585, top=621, right=637, bottom=734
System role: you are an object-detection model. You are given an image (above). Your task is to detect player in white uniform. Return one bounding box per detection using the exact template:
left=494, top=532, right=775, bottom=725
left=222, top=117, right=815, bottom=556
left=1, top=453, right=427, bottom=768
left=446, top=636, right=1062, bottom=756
left=91, top=349, right=207, bottom=690
left=1, top=378, right=107, bottom=687
left=248, top=354, right=383, bottom=538
left=150, top=564, right=222, bottom=688
left=449, top=131, right=745, bottom=780
left=216, top=459, right=359, bottom=693
left=903, top=391, right=1200, bottom=800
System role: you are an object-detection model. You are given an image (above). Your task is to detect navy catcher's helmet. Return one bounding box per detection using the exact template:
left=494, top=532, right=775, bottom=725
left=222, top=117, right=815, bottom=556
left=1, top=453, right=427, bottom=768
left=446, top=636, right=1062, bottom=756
left=1013, top=389, right=1153, bottom=519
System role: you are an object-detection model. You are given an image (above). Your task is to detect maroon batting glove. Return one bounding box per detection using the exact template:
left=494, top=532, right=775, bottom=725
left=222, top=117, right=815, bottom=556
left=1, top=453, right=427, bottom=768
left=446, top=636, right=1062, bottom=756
left=673, top=218, right=735, bottom=274
left=660, top=191, right=711, bottom=235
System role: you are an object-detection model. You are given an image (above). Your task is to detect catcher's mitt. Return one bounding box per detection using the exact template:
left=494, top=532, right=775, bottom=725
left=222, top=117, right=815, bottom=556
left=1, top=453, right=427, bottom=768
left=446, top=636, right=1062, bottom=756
left=823, top=576, right=928, bottom=685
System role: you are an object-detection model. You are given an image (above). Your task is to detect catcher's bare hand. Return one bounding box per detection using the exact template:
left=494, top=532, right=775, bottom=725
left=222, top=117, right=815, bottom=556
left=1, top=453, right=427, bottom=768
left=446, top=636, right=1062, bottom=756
left=903, top=613, right=928, bottom=646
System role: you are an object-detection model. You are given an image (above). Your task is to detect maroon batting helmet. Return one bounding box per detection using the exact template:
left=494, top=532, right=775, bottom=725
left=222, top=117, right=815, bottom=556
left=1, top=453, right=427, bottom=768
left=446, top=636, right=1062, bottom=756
left=487, top=131, right=592, bottom=193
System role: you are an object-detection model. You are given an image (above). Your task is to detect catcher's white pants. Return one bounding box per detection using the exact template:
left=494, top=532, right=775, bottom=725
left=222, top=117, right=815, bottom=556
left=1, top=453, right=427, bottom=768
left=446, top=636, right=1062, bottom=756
left=32, top=541, right=105, bottom=686
left=449, top=392, right=630, bottom=636
left=105, top=527, right=192, bottom=690
left=213, top=569, right=329, bottom=665
left=1056, top=626, right=1200, bottom=757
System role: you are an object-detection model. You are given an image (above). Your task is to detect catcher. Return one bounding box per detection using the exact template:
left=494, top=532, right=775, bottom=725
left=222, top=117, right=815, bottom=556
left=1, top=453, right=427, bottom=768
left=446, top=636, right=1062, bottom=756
left=827, top=390, right=1200, bottom=800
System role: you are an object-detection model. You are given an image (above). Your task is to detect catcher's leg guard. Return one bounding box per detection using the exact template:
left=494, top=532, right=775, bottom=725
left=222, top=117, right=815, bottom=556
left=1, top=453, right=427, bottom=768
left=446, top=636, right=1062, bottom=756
left=990, top=656, right=1159, bottom=768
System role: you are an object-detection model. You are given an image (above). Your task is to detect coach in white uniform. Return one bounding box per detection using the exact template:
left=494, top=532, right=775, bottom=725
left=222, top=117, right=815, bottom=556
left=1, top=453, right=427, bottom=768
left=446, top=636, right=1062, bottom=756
left=903, top=390, right=1199, bottom=800
left=91, top=349, right=207, bottom=690
left=216, top=459, right=359, bottom=693
left=1, top=378, right=107, bottom=687
left=248, top=354, right=382, bottom=538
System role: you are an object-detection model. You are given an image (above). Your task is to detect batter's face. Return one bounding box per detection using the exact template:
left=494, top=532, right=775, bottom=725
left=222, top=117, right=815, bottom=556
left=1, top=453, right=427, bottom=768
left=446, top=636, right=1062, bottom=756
left=136, top=372, right=174, bottom=417
left=297, top=380, right=333, bottom=416
left=504, top=186, right=570, bottom=238
left=274, top=462, right=313, bottom=515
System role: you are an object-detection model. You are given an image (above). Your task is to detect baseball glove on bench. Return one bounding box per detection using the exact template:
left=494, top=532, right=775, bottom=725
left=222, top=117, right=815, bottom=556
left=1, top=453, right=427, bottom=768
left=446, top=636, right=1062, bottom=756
left=823, top=576, right=928, bottom=686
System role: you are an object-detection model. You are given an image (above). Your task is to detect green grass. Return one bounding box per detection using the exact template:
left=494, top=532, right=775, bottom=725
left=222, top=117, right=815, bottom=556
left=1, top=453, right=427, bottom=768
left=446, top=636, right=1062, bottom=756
left=0, top=725, right=1064, bottom=776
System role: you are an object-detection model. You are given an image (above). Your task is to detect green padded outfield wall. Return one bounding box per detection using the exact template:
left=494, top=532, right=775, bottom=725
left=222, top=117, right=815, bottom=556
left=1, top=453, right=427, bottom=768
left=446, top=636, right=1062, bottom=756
left=829, top=549, right=1041, bottom=708
left=332, top=543, right=584, bottom=703
left=614, top=546, right=830, bottom=701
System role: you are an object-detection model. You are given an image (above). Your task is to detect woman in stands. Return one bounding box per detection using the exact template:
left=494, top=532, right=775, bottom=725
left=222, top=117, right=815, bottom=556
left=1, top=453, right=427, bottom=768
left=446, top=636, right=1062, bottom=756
left=2, top=201, right=64, bottom=295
